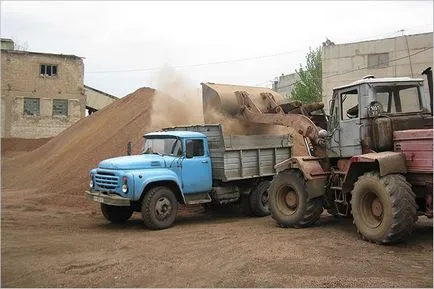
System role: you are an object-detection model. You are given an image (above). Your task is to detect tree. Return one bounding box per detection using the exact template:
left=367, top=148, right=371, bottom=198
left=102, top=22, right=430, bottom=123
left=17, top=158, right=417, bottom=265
left=291, top=47, right=322, bottom=104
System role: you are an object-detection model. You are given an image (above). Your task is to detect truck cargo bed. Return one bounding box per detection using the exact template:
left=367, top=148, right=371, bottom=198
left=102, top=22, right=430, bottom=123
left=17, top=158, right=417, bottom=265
left=163, top=124, right=292, bottom=182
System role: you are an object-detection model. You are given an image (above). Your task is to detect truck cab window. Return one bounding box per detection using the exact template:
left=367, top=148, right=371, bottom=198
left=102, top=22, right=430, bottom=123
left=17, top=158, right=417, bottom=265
left=186, top=139, right=204, bottom=157
left=142, top=137, right=178, bottom=155
left=171, top=139, right=182, bottom=156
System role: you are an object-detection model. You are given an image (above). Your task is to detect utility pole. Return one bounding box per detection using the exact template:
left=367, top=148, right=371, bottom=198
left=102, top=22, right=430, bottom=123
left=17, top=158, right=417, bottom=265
left=400, top=29, right=415, bottom=78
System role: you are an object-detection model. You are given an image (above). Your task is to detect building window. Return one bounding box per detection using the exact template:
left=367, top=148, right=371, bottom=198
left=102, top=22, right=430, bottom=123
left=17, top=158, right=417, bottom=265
left=53, top=99, right=68, bottom=116
left=40, top=64, right=58, bottom=76
left=23, top=98, right=40, bottom=116
left=368, top=53, right=389, bottom=68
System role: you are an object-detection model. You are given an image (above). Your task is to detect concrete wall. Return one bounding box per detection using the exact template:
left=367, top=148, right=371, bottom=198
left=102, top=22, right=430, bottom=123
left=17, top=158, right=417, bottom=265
left=1, top=50, right=85, bottom=138
left=272, top=73, right=300, bottom=99
left=322, top=32, right=433, bottom=112
left=84, top=85, right=118, bottom=111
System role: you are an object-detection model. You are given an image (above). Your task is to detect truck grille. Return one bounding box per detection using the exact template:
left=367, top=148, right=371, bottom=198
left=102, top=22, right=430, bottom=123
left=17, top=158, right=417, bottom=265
left=95, top=171, right=119, bottom=190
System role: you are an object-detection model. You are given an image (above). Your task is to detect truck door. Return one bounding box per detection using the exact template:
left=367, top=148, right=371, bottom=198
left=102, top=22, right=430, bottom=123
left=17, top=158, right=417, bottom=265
left=181, top=138, right=212, bottom=194
left=337, top=87, right=362, bottom=157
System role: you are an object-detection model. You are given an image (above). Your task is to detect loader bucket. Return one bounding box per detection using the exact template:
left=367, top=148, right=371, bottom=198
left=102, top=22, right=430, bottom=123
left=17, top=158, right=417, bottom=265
left=201, top=82, right=285, bottom=122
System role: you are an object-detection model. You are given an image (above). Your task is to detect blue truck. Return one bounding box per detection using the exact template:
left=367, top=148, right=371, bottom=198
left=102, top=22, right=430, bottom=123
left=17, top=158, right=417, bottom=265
left=86, top=124, right=292, bottom=229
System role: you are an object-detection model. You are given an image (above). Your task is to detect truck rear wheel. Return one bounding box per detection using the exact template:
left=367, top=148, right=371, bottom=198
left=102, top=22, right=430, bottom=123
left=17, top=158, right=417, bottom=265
left=100, top=203, right=133, bottom=223
left=250, top=180, right=271, bottom=217
left=141, top=186, right=178, bottom=230
left=351, top=172, right=417, bottom=244
left=269, top=170, right=323, bottom=228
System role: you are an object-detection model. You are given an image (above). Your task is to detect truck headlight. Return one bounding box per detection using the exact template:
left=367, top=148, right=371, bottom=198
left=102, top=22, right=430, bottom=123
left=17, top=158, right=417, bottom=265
left=90, top=173, right=94, bottom=188
left=122, top=176, right=128, bottom=193
left=122, top=184, right=128, bottom=193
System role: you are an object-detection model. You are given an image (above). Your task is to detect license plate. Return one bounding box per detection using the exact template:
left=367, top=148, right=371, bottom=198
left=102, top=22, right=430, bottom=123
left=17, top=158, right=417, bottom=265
left=93, top=196, right=104, bottom=203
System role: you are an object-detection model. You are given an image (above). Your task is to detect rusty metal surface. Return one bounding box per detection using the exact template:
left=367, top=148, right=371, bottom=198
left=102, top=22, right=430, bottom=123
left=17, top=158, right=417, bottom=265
left=201, top=82, right=285, bottom=118
left=349, top=151, right=407, bottom=176
left=370, top=114, right=433, bottom=152
left=275, top=156, right=328, bottom=180
left=393, top=129, right=433, bottom=173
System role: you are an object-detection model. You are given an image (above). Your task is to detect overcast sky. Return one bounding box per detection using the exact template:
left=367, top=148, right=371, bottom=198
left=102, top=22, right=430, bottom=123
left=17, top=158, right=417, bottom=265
left=1, top=1, right=433, bottom=97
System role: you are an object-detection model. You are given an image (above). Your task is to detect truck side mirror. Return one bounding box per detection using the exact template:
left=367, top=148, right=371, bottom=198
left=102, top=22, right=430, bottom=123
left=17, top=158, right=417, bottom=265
left=127, top=141, right=132, bottom=156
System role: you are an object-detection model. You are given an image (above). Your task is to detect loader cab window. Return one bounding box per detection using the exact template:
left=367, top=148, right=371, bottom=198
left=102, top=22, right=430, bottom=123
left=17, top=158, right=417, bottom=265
left=373, top=84, right=423, bottom=113
left=185, top=139, right=204, bottom=157
left=340, top=89, right=359, bottom=120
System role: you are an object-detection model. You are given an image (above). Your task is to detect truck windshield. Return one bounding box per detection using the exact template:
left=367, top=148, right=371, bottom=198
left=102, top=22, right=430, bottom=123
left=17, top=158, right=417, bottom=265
left=374, top=84, right=425, bottom=113
left=141, top=137, right=182, bottom=156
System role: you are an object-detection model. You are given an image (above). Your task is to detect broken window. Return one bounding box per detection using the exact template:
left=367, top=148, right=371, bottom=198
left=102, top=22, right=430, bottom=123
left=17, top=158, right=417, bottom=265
left=23, top=98, right=40, bottom=116
left=340, top=89, right=359, bottom=120
left=368, top=53, right=389, bottom=68
left=40, top=64, right=58, bottom=76
left=52, top=99, right=68, bottom=116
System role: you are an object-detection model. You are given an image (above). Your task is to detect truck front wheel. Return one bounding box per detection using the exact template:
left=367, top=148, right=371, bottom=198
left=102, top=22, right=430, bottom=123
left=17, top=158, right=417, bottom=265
left=100, top=203, right=133, bottom=223
left=269, top=169, right=323, bottom=228
left=141, top=186, right=178, bottom=230
left=351, top=172, right=417, bottom=244
left=250, top=180, right=271, bottom=217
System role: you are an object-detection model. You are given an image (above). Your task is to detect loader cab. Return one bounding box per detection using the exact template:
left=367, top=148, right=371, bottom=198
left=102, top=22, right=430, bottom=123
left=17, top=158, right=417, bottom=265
left=328, top=77, right=430, bottom=157
left=328, top=83, right=363, bottom=157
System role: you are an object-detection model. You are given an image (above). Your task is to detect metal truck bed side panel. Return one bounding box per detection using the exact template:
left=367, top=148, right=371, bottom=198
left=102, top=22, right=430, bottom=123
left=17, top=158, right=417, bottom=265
left=163, top=124, right=292, bottom=182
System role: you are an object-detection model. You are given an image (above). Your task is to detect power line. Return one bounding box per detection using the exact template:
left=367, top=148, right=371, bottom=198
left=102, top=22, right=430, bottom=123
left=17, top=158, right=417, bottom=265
left=85, top=25, right=432, bottom=76
left=85, top=49, right=306, bottom=74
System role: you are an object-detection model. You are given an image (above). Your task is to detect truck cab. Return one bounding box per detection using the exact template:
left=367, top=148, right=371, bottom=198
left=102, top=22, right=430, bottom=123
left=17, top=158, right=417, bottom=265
left=87, top=131, right=213, bottom=229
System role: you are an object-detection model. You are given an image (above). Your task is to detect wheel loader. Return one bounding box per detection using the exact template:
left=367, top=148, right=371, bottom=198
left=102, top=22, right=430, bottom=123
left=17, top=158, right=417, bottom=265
left=202, top=67, right=433, bottom=244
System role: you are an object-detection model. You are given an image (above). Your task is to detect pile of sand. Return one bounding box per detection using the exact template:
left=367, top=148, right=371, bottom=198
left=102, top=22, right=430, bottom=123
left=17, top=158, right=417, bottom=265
left=1, top=137, right=52, bottom=154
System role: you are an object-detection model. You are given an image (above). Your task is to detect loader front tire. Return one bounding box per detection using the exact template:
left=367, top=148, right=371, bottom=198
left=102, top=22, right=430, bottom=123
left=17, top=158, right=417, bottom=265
left=269, top=169, right=323, bottom=228
left=351, top=172, right=417, bottom=244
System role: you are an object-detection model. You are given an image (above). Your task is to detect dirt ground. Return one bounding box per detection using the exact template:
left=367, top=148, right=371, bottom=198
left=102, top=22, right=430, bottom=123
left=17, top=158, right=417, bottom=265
left=1, top=187, right=432, bottom=288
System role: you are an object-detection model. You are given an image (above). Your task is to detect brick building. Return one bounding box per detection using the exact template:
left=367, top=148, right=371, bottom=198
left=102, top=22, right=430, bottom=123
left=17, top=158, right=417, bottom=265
left=1, top=41, right=85, bottom=138
left=1, top=39, right=119, bottom=138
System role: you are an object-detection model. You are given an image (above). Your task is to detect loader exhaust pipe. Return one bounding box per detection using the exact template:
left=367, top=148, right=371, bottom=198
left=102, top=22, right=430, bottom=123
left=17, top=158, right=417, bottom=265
left=422, top=67, right=433, bottom=115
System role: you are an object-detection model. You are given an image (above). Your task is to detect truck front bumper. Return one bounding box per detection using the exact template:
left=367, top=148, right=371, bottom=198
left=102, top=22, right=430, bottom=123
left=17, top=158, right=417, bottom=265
left=85, top=190, right=131, bottom=206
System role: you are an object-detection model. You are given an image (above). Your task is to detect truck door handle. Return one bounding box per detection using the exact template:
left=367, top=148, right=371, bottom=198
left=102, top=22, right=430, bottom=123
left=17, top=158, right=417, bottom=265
left=201, top=160, right=208, bottom=163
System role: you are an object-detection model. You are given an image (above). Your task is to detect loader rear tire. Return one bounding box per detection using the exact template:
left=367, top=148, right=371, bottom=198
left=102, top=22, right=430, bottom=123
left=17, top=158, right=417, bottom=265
left=100, top=203, right=133, bottom=223
left=141, top=186, right=178, bottom=230
left=269, top=169, right=323, bottom=228
left=250, top=180, right=271, bottom=217
left=351, top=172, right=417, bottom=244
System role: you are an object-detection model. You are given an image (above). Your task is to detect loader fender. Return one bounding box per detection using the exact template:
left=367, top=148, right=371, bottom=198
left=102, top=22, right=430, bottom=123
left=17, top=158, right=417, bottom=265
left=274, top=157, right=327, bottom=199
left=348, top=152, right=407, bottom=177
left=342, top=151, right=407, bottom=194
